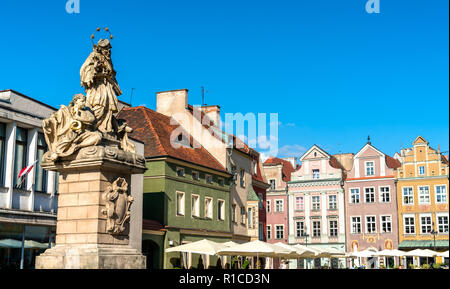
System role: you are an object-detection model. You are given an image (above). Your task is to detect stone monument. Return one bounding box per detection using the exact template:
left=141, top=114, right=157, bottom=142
left=35, top=33, right=147, bottom=269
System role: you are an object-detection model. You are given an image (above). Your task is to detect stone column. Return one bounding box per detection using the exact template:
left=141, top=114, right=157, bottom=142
left=35, top=145, right=147, bottom=269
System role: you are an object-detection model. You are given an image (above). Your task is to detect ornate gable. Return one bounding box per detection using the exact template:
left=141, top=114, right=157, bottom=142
left=300, top=145, right=330, bottom=161
left=412, top=136, right=428, bottom=146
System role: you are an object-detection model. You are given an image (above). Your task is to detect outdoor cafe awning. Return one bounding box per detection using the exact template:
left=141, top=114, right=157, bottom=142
left=398, top=240, right=449, bottom=249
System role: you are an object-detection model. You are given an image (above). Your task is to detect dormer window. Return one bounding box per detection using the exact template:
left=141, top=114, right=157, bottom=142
left=365, top=162, right=374, bottom=176
left=176, top=167, right=185, bottom=177
left=174, top=133, right=191, bottom=148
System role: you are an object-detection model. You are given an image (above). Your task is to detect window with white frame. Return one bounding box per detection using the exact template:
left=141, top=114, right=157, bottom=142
left=328, top=195, right=337, bottom=210
left=365, top=162, right=375, bottom=176
left=420, top=215, right=432, bottom=234
left=329, top=220, right=338, bottom=237
left=176, top=192, right=185, bottom=216
left=437, top=215, right=449, bottom=234
left=205, top=197, right=213, bottom=219
left=248, top=207, right=253, bottom=228
left=351, top=217, right=361, bottom=234
left=366, top=216, right=376, bottom=233
left=0, top=123, right=5, bottom=187
left=240, top=169, right=246, bottom=188
left=269, top=179, right=276, bottom=190
left=418, top=166, right=425, bottom=176
left=267, top=225, right=272, bottom=239
left=296, top=221, right=305, bottom=237
left=13, top=127, right=28, bottom=189
left=418, top=186, right=430, bottom=204
left=240, top=206, right=246, bottom=224
left=312, top=169, right=320, bottom=179
left=218, top=200, right=225, bottom=221
left=402, top=187, right=414, bottom=205
left=381, top=215, right=392, bottom=233
left=312, top=196, right=320, bottom=211
left=350, top=188, right=360, bottom=204
left=275, top=225, right=284, bottom=239
left=295, top=196, right=304, bottom=210
left=266, top=200, right=271, bottom=213
left=435, top=185, right=447, bottom=204
left=312, top=221, right=321, bottom=237
left=275, top=200, right=284, bottom=212
left=191, top=194, right=200, bottom=217
left=35, top=132, right=48, bottom=193
left=404, top=216, right=415, bottom=234
left=232, top=204, right=237, bottom=223
left=380, top=187, right=390, bottom=203
left=365, top=187, right=375, bottom=203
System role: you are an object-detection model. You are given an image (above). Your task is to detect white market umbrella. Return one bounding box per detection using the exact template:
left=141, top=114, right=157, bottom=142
left=217, top=240, right=292, bottom=258
left=165, top=239, right=228, bottom=256
left=274, top=242, right=313, bottom=259
left=292, top=244, right=321, bottom=258
left=372, top=249, right=405, bottom=257
left=402, top=249, right=436, bottom=258
left=438, top=251, right=449, bottom=258
left=349, top=249, right=376, bottom=258
left=421, top=249, right=441, bottom=257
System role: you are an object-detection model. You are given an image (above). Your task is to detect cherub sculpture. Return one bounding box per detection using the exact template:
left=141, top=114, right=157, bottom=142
left=43, top=94, right=102, bottom=161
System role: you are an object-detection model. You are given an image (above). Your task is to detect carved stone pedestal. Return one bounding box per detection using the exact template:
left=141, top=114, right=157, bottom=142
left=35, top=145, right=147, bottom=269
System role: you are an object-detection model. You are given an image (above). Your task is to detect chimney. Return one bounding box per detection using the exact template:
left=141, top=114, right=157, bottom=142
left=200, top=105, right=221, bottom=127
left=156, top=89, right=188, bottom=117
left=282, top=157, right=297, bottom=168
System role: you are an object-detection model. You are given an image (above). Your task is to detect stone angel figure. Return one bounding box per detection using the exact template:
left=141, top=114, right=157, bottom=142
left=43, top=94, right=102, bottom=161
left=80, top=38, right=122, bottom=135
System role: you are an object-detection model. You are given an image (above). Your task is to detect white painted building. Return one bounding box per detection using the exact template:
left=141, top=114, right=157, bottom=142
left=0, top=89, right=58, bottom=269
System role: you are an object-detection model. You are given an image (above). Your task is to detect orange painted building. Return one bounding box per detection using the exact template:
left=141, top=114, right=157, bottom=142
left=394, top=136, right=449, bottom=253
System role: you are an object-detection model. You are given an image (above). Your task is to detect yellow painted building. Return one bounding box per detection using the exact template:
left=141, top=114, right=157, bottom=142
left=395, top=136, right=449, bottom=255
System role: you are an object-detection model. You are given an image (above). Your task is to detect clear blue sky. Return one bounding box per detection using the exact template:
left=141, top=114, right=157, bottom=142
left=1, top=0, right=448, bottom=159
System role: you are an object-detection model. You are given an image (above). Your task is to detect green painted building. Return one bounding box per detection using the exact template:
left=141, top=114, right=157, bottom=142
left=119, top=106, right=232, bottom=269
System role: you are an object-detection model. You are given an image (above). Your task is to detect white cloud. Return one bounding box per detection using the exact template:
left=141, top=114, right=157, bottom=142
left=277, top=144, right=307, bottom=158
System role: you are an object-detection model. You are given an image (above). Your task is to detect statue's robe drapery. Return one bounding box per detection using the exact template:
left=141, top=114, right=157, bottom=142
left=80, top=51, right=122, bottom=135
left=43, top=105, right=102, bottom=160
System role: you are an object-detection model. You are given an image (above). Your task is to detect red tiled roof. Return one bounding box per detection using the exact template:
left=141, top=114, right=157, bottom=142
left=118, top=106, right=227, bottom=173
left=264, top=157, right=296, bottom=182
left=442, top=154, right=449, bottom=165
left=142, top=219, right=165, bottom=231
left=329, top=156, right=345, bottom=170
left=252, top=157, right=267, bottom=185
left=385, top=155, right=401, bottom=169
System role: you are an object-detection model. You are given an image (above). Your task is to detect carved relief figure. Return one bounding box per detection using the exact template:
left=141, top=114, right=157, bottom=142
left=43, top=94, right=102, bottom=161
left=102, top=178, right=134, bottom=235
left=80, top=39, right=122, bottom=135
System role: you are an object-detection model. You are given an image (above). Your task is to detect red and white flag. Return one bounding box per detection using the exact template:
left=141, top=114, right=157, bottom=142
left=18, top=160, right=38, bottom=179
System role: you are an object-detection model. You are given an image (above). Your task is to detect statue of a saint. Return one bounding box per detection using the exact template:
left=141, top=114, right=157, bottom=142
left=43, top=94, right=102, bottom=161
left=80, top=39, right=122, bottom=135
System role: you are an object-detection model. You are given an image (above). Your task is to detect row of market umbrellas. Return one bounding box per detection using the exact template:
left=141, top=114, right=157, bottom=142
left=165, top=239, right=449, bottom=260
left=349, top=248, right=449, bottom=258
left=165, top=239, right=347, bottom=259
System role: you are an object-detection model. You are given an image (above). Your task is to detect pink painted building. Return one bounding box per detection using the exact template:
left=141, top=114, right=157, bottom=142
left=263, top=157, right=296, bottom=244
left=344, top=139, right=401, bottom=267
left=288, top=145, right=347, bottom=268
